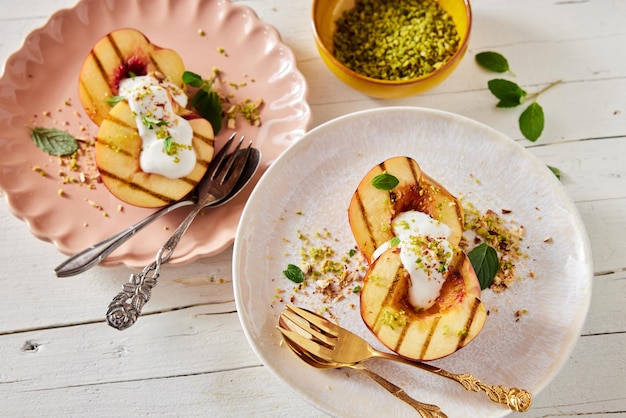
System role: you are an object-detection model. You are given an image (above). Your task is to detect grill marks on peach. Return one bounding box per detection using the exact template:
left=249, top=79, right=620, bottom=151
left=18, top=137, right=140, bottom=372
left=97, top=114, right=211, bottom=183
left=457, top=297, right=482, bottom=350
left=419, top=316, right=441, bottom=359
left=97, top=169, right=180, bottom=204
left=352, top=157, right=422, bottom=261
left=371, top=264, right=404, bottom=331
left=369, top=271, right=482, bottom=358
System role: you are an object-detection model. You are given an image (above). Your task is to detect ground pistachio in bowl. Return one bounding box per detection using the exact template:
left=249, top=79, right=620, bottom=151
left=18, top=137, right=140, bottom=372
left=312, top=0, right=472, bottom=98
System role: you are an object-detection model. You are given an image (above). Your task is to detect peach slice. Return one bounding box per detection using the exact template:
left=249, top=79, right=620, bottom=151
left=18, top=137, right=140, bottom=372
left=360, top=246, right=487, bottom=361
left=348, top=156, right=464, bottom=264
left=95, top=100, right=214, bottom=208
left=78, top=28, right=185, bottom=125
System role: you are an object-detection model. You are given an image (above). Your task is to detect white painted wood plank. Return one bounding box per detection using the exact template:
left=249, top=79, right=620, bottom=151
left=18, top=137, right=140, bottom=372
left=2, top=365, right=326, bottom=417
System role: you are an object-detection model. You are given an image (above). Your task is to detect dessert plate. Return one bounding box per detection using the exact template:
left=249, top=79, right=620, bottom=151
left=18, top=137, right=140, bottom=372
left=233, top=107, right=592, bottom=416
left=0, top=0, right=310, bottom=268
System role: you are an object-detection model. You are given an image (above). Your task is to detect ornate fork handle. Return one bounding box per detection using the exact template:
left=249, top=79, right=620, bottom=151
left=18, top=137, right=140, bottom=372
left=106, top=204, right=203, bottom=330
left=353, top=364, right=447, bottom=418
left=379, top=352, right=532, bottom=412
left=435, top=369, right=532, bottom=413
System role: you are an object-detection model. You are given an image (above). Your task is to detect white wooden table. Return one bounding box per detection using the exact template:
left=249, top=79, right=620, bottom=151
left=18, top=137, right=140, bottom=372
left=1, top=0, right=625, bottom=416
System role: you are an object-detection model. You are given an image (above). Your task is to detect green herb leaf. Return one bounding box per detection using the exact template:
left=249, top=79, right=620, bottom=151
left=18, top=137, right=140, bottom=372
left=475, top=51, right=511, bottom=73
left=468, top=243, right=499, bottom=290
left=163, top=136, right=173, bottom=155
left=106, top=95, right=125, bottom=107
left=283, top=264, right=304, bottom=283
left=371, top=172, right=399, bottom=190
left=190, top=86, right=223, bottom=134
left=487, top=79, right=527, bottom=108
left=390, top=237, right=401, bottom=246
left=348, top=248, right=357, bottom=257
left=352, top=285, right=361, bottom=293
left=519, top=102, right=544, bottom=142
left=548, top=165, right=561, bottom=180
left=182, top=71, right=205, bottom=88
left=142, top=116, right=168, bottom=130
left=29, top=127, right=79, bottom=156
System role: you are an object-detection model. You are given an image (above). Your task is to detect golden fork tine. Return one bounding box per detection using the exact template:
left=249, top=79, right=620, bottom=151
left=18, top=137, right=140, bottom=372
left=279, top=328, right=448, bottom=418
left=287, top=304, right=340, bottom=337
left=281, top=309, right=337, bottom=347
left=277, top=326, right=338, bottom=361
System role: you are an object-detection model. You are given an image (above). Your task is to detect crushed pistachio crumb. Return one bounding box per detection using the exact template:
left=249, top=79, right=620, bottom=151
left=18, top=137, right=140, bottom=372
left=461, top=201, right=528, bottom=292
left=333, top=0, right=460, bottom=80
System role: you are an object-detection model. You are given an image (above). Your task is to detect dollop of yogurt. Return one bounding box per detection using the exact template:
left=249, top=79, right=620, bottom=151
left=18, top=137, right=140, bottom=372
left=118, top=75, right=195, bottom=179
left=375, top=210, right=454, bottom=310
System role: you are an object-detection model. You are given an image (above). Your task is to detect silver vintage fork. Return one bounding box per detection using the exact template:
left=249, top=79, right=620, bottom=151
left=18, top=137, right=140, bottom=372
left=106, top=136, right=254, bottom=330
left=54, top=132, right=240, bottom=277
left=278, top=305, right=533, bottom=413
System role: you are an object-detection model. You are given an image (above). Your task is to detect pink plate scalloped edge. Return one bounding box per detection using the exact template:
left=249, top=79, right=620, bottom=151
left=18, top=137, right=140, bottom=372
left=0, top=0, right=311, bottom=268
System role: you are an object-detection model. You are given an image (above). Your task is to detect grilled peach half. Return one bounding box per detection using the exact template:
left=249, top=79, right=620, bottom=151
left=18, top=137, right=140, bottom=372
left=350, top=156, right=486, bottom=360
left=78, top=28, right=185, bottom=125
left=95, top=100, right=214, bottom=208
left=360, top=246, right=487, bottom=361
left=348, top=156, right=464, bottom=264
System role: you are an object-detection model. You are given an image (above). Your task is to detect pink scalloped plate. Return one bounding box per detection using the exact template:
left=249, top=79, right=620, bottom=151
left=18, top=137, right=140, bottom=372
left=0, top=0, right=311, bottom=268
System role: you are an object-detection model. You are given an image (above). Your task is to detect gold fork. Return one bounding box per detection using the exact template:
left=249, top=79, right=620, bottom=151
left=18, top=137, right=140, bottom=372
left=278, top=304, right=532, bottom=413
left=279, top=316, right=448, bottom=418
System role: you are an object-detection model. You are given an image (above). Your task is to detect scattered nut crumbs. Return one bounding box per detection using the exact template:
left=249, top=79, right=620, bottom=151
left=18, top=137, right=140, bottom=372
left=30, top=101, right=101, bottom=193
left=275, top=226, right=364, bottom=320
left=461, top=201, right=529, bottom=292
left=199, top=67, right=264, bottom=129
left=515, top=309, right=528, bottom=322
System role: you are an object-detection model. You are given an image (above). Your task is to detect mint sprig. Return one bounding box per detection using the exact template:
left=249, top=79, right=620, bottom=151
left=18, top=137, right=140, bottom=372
left=182, top=70, right=222, bottom=134
left=477, top=51, right=561, bottom=142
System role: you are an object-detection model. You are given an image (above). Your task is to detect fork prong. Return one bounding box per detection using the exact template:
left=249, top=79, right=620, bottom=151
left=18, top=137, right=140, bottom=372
left=277, top=326, right=337, bottom=361
left=217, top=135, right=245, bottom=184
left=208, top=132, right=237, bottom=179
left=281, top=309, right=337, bottom=347
left=286, top=304, right=340, bottom=337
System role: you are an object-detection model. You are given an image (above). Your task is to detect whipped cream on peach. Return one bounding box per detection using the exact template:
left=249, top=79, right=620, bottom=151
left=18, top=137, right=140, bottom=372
left=373, top=210, right=453, bottom=310
left=119, top=74, right=195, bottom=179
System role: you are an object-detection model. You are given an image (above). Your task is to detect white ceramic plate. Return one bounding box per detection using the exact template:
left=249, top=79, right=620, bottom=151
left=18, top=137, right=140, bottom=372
left=233, top=107, right=593, bottom=417
left=0, top=0, right=310, bottom=268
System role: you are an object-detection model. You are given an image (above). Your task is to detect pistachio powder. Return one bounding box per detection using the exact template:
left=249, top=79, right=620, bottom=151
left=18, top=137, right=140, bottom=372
left=333, top=0, right=460, bottom=81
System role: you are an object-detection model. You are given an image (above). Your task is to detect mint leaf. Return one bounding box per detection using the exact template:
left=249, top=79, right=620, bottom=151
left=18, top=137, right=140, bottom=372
left=468, top=243, right=499, bottom=290
left=184, top=71, right=223, bottom=134
left=371, top=172, right=399, bottom=190
left=182, top=71, right=205, bottom=88
left=106, top=95, right=124, bottom=107
left=191, top=88, right=223, bottom=134
left=488, top=79, right=527, bottom=108
left=29, top=127, right=79, bottom=156
left=476, top=51, right=511, bottom=73
left=283, top=264, right=304, bottom=283
left=548, top=165, right=561, bottom=180
left=519, top=102, right=544, bottom=141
